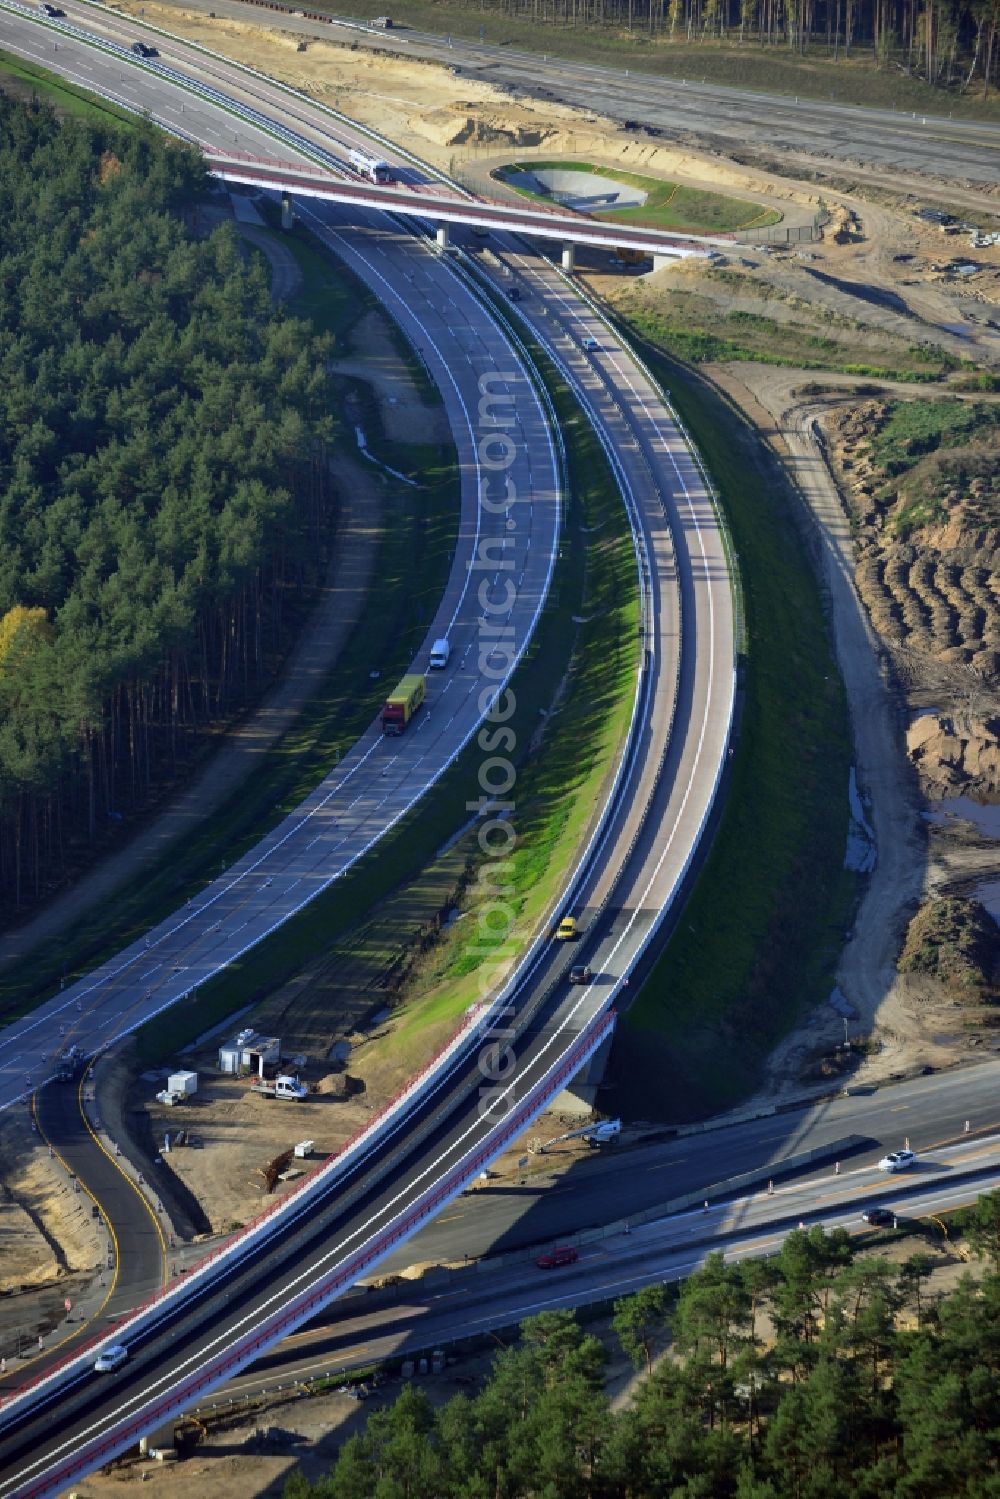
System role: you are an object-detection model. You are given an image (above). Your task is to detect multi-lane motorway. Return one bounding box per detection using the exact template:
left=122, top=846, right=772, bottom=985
left=135, top=0, right=1000, bottom=193
left=0, top=1, right=564, bottom=1107
left=202, top=154, right=721, bottom=258
left=217, top=1130, right=1000, bottom=1397
left=396, top=1057, right=1000, bottom=1265
left=0, top=4, right=741, bottom=1491
left=3, top=4, right=993, bottom=1491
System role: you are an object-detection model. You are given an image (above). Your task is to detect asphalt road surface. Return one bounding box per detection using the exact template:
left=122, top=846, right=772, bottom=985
left=4, top=1058, right=998, bottom=1494
left=115, top=0, right=1000, bottom=193
left=0, top=4, right=736, bottom=1143
left=393, top=1055, right=1000, bottom=1264
left=150, top=1130, right=1000, bottom=1402
left=0, top=1, right=562, bottom=1111
left=34, top=1080, right=168, bottom=1315
left=0, top=13, right=741, bottom=1490
left=203, top=156, right=724, bottom=257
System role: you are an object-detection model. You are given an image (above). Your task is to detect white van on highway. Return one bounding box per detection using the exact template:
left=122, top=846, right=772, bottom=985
left=430, top=638, right=451, bottom=669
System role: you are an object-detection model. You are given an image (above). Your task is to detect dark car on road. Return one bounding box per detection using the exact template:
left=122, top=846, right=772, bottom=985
left=861, top=1207, right=895, bottom=1227
left=131, top=40, right=157, bottom=57
left=569, top=964, right=593, bottom=985
left=39, top=4, right=63, bottom=15
left=536, top=1246, right=578, bottom=1269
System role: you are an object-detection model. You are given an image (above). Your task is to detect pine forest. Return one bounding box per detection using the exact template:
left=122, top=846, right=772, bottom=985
left=0, top=97, right=334, bottom=915
left=289, top=1209, right=1000, bottom=1499
left=458, top=0, right=1000, bottom=94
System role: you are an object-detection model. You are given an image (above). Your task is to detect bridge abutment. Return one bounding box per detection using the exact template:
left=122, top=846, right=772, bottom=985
left=555, top=1018, right=615, bottom=1113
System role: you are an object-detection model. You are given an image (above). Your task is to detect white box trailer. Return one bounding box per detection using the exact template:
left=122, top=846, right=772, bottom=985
left=167, top=1071, right=198, bottom=1096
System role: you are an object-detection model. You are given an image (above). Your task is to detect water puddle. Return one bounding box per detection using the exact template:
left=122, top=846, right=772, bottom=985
left=925, top=797, right=1000, bottom=838
left=975, top=880, right=1000, bottom=925
left=845, top=767, right=876, bottom=872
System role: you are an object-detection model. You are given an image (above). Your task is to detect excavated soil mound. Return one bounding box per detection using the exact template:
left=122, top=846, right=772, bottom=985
left=907, top=713, right=1000, bottom=799
left=826, top=399, right=1000, bottom=701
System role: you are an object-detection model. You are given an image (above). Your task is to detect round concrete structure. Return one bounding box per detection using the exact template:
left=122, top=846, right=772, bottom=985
left=506, top=166, right=648, bottom=213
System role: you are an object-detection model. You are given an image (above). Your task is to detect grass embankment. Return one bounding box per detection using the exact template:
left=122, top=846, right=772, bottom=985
left=864, top=398, right=1000, bottom=536
left=496, top=161, right=779, bottom=234
left=611, top=335, right=855, bottom=1118
left=0, top=223, right=458, bottom=1025
left=338, top=1, right=1000, bottom=120
left=615, top=279, right=963, bottom=382
left=139, top=333, right=640, bottom=1072
left=899, top=896, right=1000, bottom=1005
left=0, top=47, right=141, bottom=126
left=358, top=345, right=640, bottom=1083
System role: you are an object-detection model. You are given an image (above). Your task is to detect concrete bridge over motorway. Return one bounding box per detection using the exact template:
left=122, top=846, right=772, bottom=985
left=203, top=151, right=730, bottom=267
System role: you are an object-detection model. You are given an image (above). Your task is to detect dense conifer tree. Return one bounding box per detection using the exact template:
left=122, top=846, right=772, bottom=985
left=0, top=96, right=333, bottom=911
left=288, top=1205, right=1000, bottom=1497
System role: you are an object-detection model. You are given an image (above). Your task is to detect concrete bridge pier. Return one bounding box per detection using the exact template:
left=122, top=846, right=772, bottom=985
left=554, top=1016, right=616, bottom=1115
left=561, top=242, right=577, bottom=273
left=280, top=192, right=293, bottom=230
left=436, top=222, right=451, bottom=250
left=139, top=1420, right=178, bottom=1458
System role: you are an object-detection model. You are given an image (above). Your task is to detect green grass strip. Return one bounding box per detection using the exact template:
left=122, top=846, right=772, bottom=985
left=136, top=318, right=640, bottom=1065
left=497, top=160, right=779, bottom=234
left=610, top=331, right=856, bottom=1119
left=621, top=298, right=960, bottom=381
left=0, top=229, right=458, bottom=1026
left=0, top=45, right=143, bottom=126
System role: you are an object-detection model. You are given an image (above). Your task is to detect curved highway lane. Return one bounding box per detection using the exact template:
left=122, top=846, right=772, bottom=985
left=0, top=2, right=562, bottom=1113
left=85, top=0, right=1000, bottom=191
left=34, top=1079, right=168, bottom=1320
left=0, top=21, right=737, bottom=1494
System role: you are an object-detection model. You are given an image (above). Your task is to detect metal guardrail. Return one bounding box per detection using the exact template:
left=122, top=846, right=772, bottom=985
left=15, top=1009, right=616, bottom=1499
left=493, top=252, right=737, bottom=991
left=0, top=15, right=734, bottom=1464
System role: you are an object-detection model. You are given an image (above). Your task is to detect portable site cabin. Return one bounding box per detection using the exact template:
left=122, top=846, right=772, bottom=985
left=217, top=1029, right=280, bottom=1077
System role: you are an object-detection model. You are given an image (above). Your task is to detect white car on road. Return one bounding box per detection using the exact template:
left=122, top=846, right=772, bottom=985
left=94, top=1345, right=128, bottom=1373
left=877, top=1148, right=916, bottom=1173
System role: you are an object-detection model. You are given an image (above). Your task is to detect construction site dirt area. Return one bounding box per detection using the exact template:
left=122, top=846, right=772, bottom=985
left=46, top=1229, right=987, bottom=1499
left=109, top=0, right=815, bottom=231
left=4, top=0, right=1000, bottom=1409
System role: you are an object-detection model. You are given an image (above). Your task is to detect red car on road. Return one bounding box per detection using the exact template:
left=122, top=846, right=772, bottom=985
left=536, top=1246, right=578, bottom=1269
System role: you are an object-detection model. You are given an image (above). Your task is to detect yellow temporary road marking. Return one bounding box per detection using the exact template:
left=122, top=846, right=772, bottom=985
left=15, top=1074, right=169, bottom=1374
left=17, top=1092, right=120, bottom=1373
left=74, top=1066, right=170, bottom=1280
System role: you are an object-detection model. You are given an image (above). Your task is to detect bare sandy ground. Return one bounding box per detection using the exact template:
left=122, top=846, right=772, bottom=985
left=0, top=1108, right=104, bottom=1364
left=331, top=309, right=452, bottom=446
left=112, top=0, right=822, bottom=230
left=707, top=361, right=1000, bottom=1099
left=5, top=0, right=1000, bottom=1365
